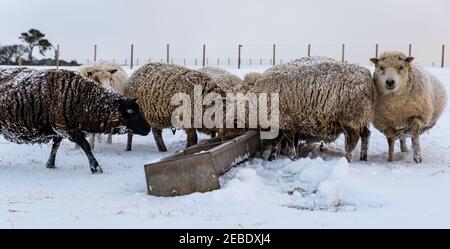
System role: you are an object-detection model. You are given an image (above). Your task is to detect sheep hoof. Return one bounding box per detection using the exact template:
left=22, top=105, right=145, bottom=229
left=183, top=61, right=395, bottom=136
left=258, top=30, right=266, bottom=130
left=413, top=154, right=422, bottom=164
left=90, top=165, right=104, bottom=174
left=46, top=163, right=57, bottom=169
left=359, top=156, right=367, bottom=162
left=345, top=153, right=353, bottom=163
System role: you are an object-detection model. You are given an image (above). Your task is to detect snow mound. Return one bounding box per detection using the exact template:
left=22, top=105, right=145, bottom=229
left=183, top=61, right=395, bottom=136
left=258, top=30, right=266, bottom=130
left=219, top=157, right=385, bottom=211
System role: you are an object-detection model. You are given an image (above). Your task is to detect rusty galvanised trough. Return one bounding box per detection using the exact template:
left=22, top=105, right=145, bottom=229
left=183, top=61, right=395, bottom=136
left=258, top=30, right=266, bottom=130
left=144, top=131, right=261, bottom=197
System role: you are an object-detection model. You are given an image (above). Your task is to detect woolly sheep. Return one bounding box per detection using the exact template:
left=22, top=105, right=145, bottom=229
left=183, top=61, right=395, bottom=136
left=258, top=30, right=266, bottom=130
left=248, top=56, right=374, bottom=161
left=125, top=63, right=225, bottom=152
left=0, top=68, right=150, bottom=173
left=198, top=67, right=243, bottom=93
left=79, top=62, right=129, bottom=148
left=242, top=72, right=262, bottom=93
left=370, top=51, right=447, bottom=163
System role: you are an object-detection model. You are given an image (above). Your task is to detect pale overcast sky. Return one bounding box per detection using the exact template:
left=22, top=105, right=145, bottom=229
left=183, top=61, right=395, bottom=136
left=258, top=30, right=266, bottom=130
left=1, top=0, right=449, bottom=65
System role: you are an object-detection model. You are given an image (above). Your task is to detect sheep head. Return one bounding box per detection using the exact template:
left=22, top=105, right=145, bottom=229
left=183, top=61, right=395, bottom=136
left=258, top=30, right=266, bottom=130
left=371, top=51, right=414, bottom=95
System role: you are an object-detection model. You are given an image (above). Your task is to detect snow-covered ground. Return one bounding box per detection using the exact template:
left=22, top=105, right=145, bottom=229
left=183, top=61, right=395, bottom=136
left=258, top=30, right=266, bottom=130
left=1, top=65, right=450, bottom=228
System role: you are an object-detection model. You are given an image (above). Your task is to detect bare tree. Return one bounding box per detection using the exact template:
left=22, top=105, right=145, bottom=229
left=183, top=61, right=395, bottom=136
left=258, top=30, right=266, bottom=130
left=19, top=29, right=52, bottom=63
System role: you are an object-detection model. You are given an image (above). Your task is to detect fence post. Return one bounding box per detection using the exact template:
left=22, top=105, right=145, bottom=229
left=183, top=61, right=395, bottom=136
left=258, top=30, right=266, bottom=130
left=184, top=58, right=186, bottom=66
left=228, top=58, right=230, bottom=65
left=166, top=44, right=170, bottom=64
left=54, top=45, right=60, bottom=69
left=341, top=43, right=345, bottom=62
left=195, top=58, right=198, bottom=66
left=94, top=44, right=97, bottom=62
left=18, top=46, right=23, bottom=66
left=202, top=44, right=206, bottom=67
left=375, top=44, right=379, bottom=58
left=308, top=44, right=311, bottom=57
left=272, top=44, right=276, bottom=66
left=217, top=58, right=220, bottom=66
left=130, top=44, right=134, bottom=69
left=442, top=44, right=445, bottom=68
left=408, top=44, right=412, bottom=57
left=238, top=44, right=242, bottom=69
left=260, top=58, right=263, bottom=65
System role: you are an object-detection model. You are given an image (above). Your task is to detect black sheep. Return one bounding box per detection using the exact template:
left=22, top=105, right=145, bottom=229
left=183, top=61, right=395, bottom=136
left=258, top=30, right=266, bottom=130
left=0, top=68, right=150, bottom=173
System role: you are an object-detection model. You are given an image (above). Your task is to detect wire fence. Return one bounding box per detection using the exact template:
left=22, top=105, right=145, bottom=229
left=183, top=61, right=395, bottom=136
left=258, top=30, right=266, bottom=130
left=3, top=42, right=448, bottom=69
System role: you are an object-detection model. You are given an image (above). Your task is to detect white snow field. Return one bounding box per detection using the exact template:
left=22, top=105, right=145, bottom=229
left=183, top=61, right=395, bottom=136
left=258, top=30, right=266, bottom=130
left=1, top=65, right=450, bottom=229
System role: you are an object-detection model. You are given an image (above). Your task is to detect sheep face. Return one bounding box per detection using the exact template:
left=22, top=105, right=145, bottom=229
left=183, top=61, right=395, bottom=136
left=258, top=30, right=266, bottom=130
left=85, top=69, right=118, bottom=90
left=117, top=99, right=151, bottom=136
left=371, top=53, right=414, bottom=95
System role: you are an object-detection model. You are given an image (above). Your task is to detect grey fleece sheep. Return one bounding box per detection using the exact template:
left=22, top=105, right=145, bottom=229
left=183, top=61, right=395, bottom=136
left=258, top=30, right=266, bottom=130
left=0, top=68, right=150, bottom=173
left=249, top=57, right=374, bottom=161
left=125, top=63, right=225, bottom=152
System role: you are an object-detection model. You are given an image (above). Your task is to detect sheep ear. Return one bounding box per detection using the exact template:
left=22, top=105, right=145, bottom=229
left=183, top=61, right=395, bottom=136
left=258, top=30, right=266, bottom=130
left=109, top=69, right=118, bottom=75
left=370, top=58, right=379, bottom=65
left=405, top=57, right=414, bottom=64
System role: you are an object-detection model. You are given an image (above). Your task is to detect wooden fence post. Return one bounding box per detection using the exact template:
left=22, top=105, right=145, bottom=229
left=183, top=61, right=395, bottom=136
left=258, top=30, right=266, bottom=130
left=375, top=44, right=379, bottom=58
left=18, top=46, right=23, bottom=66
left=308, top=44, right=311, bottom=57
left=202, top=44, right=206, bottom=67
left=409, top=44, right=412, bottom=57
left=94, top=44, right=97, bottom=62
left=217, top=58, right=220, bottom=66
left=55, top=44, right=60, bottom=69
left=341, top=43, right=345, bottom=62
left=442, top=44, right=445, bottom=68
left=130, top=44, right=134, bottom=69
left=272, top=44, right=276, bottom=66
left=238, top=44, right=242, bottom=69
left=166, top=44, right=170, bottom=64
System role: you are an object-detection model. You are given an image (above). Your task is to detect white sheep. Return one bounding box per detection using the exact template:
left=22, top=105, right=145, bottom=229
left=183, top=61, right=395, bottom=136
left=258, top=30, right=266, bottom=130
left=370, top=51, right=447, bottom=163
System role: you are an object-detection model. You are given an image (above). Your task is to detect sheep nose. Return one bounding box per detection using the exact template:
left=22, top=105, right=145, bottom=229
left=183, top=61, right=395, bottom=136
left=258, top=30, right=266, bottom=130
left=386, top=79, right=395, bottom=87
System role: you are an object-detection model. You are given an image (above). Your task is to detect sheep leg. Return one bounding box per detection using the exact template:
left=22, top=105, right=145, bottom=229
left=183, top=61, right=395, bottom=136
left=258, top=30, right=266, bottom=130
left=343, top=127, right=360, bottom=162
left=387, top=137, right=395, bottom=162
left=46, top=137, right=63, bottom=169
left=153, top=128, right=168, bottom=152
left=89, top=134, right=95, bottom=151
left=360, top=126, right=371, bottom=161
left=411, top=120, right=422, bottom=163
left=269, top=134, right=283, bottom=161
left=400, top=136, right=409, bottom=153
left=210, top=131, right=217, bottom=139
left=70, top=132, right=103, bottom=174
left=106, top=134, right=112, bottom=144
left=186, top=129, right=198, bottom=148
left=126, top=131, right=133, bottom=151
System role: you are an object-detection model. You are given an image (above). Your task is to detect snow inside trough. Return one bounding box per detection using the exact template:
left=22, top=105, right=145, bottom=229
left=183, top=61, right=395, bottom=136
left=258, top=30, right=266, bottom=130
left=1, top=65, right=450, bottom=228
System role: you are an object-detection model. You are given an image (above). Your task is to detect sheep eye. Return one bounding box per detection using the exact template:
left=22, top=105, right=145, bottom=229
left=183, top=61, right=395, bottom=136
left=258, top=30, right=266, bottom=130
left=398, top=65, right=404, bottom=71
left=127, top=109, right=135, bottom=114
left=379, top=66, right=385, bottom=71
left=94, top=76, right=100, bottom=83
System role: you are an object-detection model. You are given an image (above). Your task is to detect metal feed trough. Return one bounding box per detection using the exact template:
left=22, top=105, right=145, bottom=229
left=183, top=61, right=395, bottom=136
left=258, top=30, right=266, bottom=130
left=144, top=131, right=260, bottom=197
